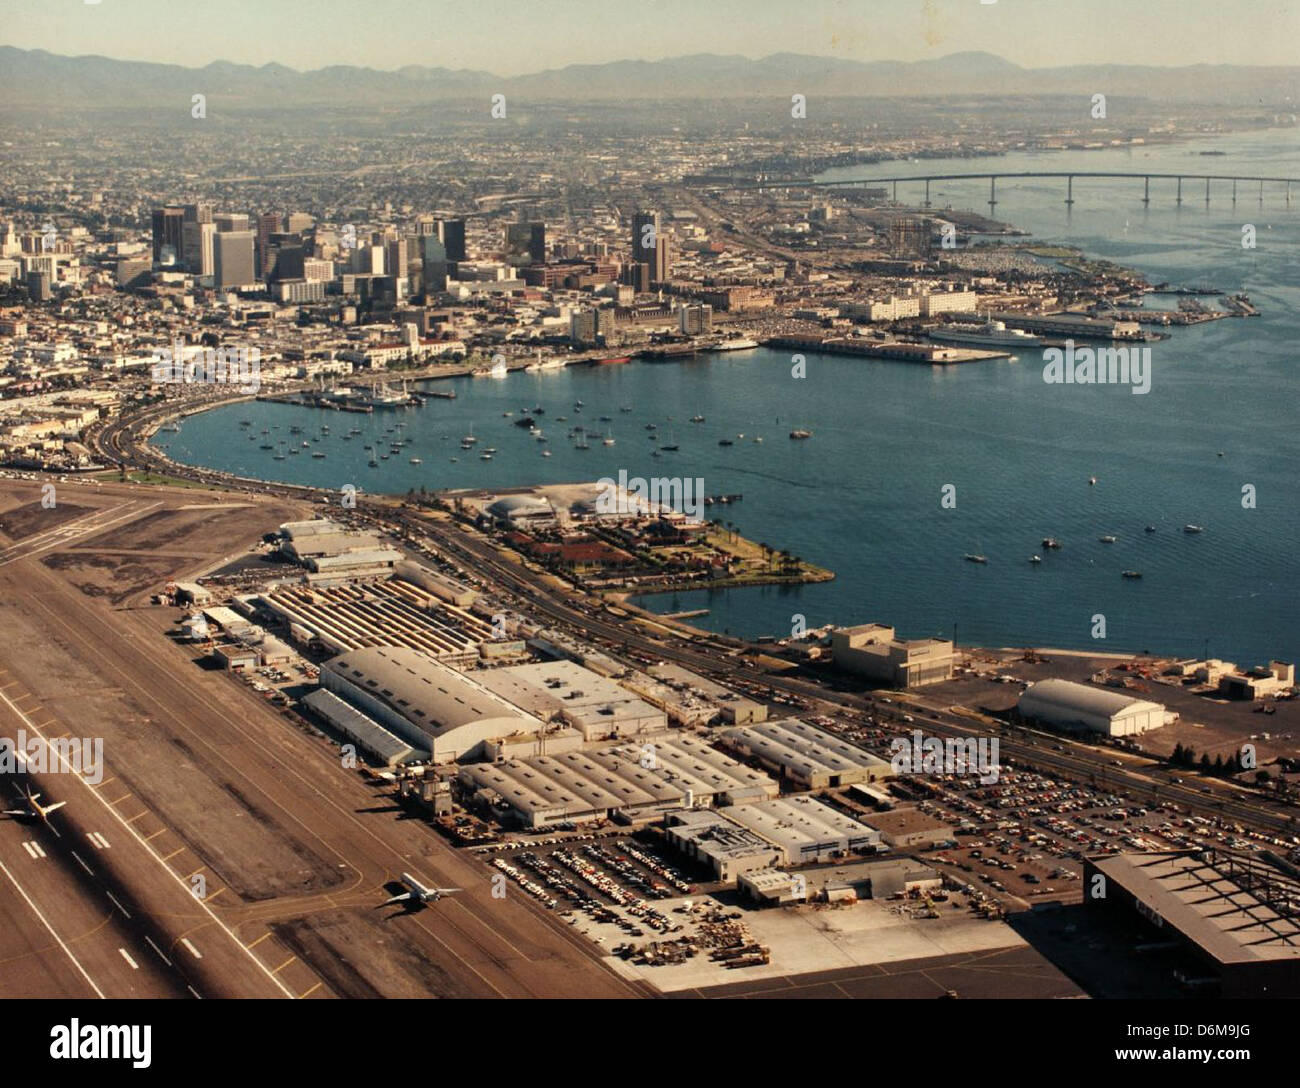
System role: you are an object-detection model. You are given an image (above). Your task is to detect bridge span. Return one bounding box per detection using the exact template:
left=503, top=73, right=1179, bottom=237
left=706, top=170, right=1298, bottom=209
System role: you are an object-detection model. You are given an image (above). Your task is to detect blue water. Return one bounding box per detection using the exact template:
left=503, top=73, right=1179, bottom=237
left=158, top=129, right=1300, bottom=663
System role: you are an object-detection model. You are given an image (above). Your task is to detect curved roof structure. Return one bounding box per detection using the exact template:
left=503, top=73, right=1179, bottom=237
left=487, top=495, right=552, bottom=520
left=322, top=645, right=538, bottom=758
left=1019, top=678, right=1161, bottom=721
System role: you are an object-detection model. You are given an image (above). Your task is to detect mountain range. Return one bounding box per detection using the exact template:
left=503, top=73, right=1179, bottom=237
left=1, top=46, right=1296, bottom=108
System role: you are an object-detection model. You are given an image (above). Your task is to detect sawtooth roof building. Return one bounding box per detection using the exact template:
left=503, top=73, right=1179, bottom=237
left=459, top=734, right=777, bottom=829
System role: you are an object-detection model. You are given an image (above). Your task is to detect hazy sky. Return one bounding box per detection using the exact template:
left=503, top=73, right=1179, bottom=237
left=2, top=0, right=1296, bottom=74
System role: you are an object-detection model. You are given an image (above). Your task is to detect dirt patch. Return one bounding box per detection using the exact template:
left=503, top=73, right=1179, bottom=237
left=0, top=501, right=94, bottom=541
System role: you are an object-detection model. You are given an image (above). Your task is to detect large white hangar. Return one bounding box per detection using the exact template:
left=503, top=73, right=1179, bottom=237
left=321, top=645, right=541, bottom=762
left=1018, top=678, right=1172, bottom=737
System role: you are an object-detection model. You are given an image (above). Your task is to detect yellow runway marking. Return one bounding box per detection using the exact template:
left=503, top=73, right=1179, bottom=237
left=247, top=932, right=273, bottom=949
left=272, top=956, right=296, bottom=975
left=144, top=828, right=167, bottom=842
left=298, top=982, right=323, bottom=999
left=108, top=794, right=133, bottom=807
left=161, top=848, right=185, bottom=862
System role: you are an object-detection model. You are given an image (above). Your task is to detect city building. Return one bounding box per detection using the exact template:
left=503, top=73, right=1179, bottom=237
left=677, top=302, right=712, bottom=335
left=831, top=623, right=955, bottom=687
left=213, top=230, right=256, bottom=290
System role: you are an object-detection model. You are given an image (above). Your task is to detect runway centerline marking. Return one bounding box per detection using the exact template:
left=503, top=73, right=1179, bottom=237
left=0, top=854, right=105, bottom=998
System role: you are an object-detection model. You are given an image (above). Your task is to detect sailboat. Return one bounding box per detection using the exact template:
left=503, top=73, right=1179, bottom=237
left=603, top=429, right=615, bottom=446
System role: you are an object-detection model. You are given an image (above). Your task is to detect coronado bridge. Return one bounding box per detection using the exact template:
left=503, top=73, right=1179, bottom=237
left=702, top=171, right=1299, bottom=209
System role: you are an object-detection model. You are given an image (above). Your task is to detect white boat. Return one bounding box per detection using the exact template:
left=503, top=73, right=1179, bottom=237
left=715, top=338, right=758, bottom=351
left=928, top=320, right=1044, bottom=348
left=1184, top=524, right=1205, bottom=534
left=1099, top=535, right=1117, bottom=543
left=1029, top=555, right=1042, bottom=564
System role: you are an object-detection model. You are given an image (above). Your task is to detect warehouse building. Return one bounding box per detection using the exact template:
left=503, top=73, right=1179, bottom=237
left=261, top=576, right=497, bottom=664
left=278, top=518, right=403, bottom=577
left=722, top=718, right=894, bottom=789
left=1085, top=851, right=1300, bottom=998
left=831, top=623, right=955, bottom=687
left=722, top=796, right=882, bottom=865
left=459, top=734, right=777, bottom=829
left=300, top=688, right=422, bottom=766
left=321, top=645, right=541, bottom=762
left=474, top=659, right=667, bottom=741
left=645, top=663, right=768, bottom=725
left=859, top=807, right=954, bottom=850
left=666, top=810, right=785, bottom=881
left=1018, top=679, right=1171, bottom=737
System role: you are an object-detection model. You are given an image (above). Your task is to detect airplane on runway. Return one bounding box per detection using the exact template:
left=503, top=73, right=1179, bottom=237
left=4, top=785, right=67, bottom=824
left=382, top=872, right=461, bottom=909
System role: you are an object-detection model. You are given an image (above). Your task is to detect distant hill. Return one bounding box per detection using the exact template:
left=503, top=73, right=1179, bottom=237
left=0, top=46, right=1295, bottom=108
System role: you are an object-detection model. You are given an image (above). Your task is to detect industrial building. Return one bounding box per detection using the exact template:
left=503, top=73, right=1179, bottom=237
left=859, top=807, right=954, bottom=850
left=665, top=796, right=882, bottom=880
left=459, top=735, right=778, bottom=829
left=722, top=718, right=894, bottom=789
left=321, top=645, right=541, bottom=762
left=474, top=660, right=667, bottom=741
left=831, top=623, right=955, bottom=687
left=300, top=687, right=422, bottom=766
left=1085, top=851, right=1300, bottom=997
left=739, top=858, right=942, bottom=904
left=1018, top=679, right=1171, bottom=737
left=663, top=810, right=784, bottom=881
left=261, top=574, right=498, bottom=664
left=644, top=663, right=768, bottom=725
left=278, top=518, right=403, bottom=578
left=722, top=796, right=882, bottom=865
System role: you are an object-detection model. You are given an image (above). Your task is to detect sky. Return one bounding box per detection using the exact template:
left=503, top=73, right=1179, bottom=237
left=1, top=0, right=1296, bottom=74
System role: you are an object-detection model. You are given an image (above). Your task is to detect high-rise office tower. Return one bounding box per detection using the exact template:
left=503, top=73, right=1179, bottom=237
left=441, top=218, right=466, bottom=261
left=528, top=222, right=547, bottom=264
left=632, top=211, right=669, bottom=283
left=181, top=219, right=215, bottom=276
left=255, top=212, right=281, bottom=279
left=632, top=211, right=659, bottom=263
left=385, top=238, right=408, bottom=279
left=213, top=230, right=256, bottom=289
left=214, top=212, right=251, bottom=232
left=151, top=206, right=185, bottom=265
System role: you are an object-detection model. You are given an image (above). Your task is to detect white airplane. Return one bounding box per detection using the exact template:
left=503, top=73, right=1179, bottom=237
left=4, top=785, right=67, bottom=824
left=383, top=872, right=461, bottom=909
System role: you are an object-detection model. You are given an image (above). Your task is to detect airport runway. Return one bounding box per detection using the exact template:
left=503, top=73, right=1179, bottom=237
left=0, top=480, right=641, bottom=999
